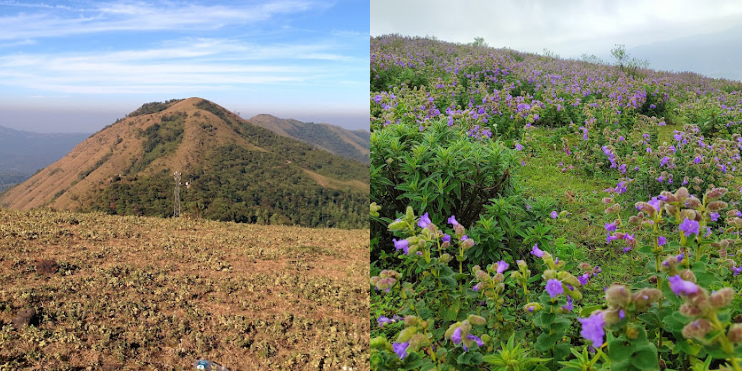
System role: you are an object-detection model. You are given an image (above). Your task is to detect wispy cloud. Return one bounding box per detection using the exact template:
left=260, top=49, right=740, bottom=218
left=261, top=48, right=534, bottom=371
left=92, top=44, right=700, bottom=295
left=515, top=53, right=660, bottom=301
left=0, top=0, right=321, bottom=40
left=0, top=37, right=358, bottom=94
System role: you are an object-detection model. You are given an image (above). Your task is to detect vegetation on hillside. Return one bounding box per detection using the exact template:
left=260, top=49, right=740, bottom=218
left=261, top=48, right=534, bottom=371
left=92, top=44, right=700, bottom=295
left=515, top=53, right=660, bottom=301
left=87, top=143, right=368, bottom=229
left=370, top=35, right=742, bottom=371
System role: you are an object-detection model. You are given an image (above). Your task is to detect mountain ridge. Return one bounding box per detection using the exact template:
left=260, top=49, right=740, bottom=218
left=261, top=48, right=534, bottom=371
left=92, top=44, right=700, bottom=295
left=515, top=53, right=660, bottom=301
left=247, top=114, right=370, bottom=163
left=1, top=98, right=368, bottom=228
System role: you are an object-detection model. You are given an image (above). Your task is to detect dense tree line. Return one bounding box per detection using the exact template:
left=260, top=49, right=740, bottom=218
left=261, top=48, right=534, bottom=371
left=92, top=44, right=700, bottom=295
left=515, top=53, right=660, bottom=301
left=86, top=144, right=368, bottom=229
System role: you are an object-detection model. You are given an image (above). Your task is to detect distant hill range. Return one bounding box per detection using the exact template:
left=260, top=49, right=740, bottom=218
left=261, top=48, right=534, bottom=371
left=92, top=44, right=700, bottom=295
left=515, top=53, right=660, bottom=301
left=0, top=98, right=369, bottom=228
left=0, top=126, right=89, bottom=191
left=247, top=114, right=370, bottom=164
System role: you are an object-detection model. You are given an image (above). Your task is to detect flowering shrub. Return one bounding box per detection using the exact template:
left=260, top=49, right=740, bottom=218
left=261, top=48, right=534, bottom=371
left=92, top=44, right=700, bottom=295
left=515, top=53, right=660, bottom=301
left=371, top=35, right=742, bottom=371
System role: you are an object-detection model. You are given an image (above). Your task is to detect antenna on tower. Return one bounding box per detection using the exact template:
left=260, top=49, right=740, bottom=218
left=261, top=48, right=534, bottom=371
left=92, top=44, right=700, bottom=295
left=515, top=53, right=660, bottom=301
left=174, top=171, right=181, bottom=218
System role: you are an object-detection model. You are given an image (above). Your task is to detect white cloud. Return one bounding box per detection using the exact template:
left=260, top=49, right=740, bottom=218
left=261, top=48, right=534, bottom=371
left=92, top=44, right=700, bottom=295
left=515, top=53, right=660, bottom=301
left=0, top=0, right=320, bottom=41
left=0, top=37, right=357, bottom=94
left=370, top=0, right=742, bottom=57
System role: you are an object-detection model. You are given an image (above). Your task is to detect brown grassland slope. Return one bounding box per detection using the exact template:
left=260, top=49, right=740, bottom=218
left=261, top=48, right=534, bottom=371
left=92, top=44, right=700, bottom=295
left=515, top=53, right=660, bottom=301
left=0, top=98, right=368, bottom=216
left=0, top=208, right=369, bottom=370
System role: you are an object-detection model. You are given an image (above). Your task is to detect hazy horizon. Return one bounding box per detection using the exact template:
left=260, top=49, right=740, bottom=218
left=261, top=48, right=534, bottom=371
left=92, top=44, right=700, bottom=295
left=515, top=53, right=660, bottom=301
left=0, top=102, right=368, bottom=134
left=371, top=0, right=742, bottom=82
left=0, top=0, right=369, bottom=133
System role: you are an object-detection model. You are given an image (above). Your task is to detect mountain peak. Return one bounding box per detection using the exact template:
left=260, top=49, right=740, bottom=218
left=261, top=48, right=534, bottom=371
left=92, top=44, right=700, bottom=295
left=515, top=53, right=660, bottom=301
left=0, top=99, right=368, bottom=228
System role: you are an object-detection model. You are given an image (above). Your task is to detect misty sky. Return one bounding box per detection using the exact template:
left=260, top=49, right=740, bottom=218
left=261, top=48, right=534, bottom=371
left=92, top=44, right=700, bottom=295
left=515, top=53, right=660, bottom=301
left=371, top=0, right=742, bottom=82
left=0, top=0, right=369, bottom=133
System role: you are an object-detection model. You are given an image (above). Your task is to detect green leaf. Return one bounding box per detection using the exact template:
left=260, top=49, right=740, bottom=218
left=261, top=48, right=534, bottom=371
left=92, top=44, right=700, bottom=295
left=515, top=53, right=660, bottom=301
left=534, top=332, right=560, bottom=352
left=534, top=312, right=556, bottom=328
left=456, top=351, right=484, bottom=366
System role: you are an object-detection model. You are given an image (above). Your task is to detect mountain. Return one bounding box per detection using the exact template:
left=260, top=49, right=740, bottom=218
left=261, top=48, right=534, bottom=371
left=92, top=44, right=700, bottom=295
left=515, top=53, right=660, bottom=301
left=0, top=125, right=89, bottom=182
left=0, top=98, right=369, bottom=228
left=247, top=114, right=370, bottom=163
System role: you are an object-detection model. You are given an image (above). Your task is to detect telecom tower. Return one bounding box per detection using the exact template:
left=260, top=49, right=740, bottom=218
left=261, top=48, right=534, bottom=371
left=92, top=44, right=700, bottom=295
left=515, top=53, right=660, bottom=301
left=174, top=171, right=181, bottom=218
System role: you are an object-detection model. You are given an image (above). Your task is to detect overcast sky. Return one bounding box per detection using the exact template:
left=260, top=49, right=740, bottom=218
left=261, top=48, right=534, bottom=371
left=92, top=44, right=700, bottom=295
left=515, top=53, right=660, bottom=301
left=371, top=0, right=742, bottom=81
left=0, top=0, right=368, bottom=133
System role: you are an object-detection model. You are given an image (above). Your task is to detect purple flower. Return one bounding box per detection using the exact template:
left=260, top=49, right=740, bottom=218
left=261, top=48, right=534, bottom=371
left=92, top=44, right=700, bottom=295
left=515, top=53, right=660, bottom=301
left=451, top=327, right=462, bottom=344
left=607, top=233, right=619, bottom=244
left=732, top=266, right=742, bottom=276
left=393, top=341, right=409, bottom=359
left=448, top=215, right=459, bottom=226
left=467, top=334, right=484, bottom=348
left=515, top=143, right=523, bottom=151
left=545, top=279, right=564, bottom=298
left=393, top=239, right=409, bottom=255
left=710, top=212, right=720, bottom=222
left=668, top=275, right=700, bottom=296
left=496, top=260, right=509, bottom=273
left=604, top=222, right=617, bottom=232
left=418, top=213, right=432, bottom=228
left=679, top=218, right=700, bottom=237
left=531, top=244, right=544, bottom=257
left=550, top=211, right=558, bottom=219
left=562, top=296, right=574, bottom=312
left=578, top=311, right=606, bottom=347
left=378, top=316, right=394, bottom=327
left=442, top=234, right=451, bottom=243
left=619, top=309, right=625, bottom=319
left=623, top=246, right=632, bottom=252
left=657, top=236, right=666, bottom=246
left=472, top=283, right=481, bottom=291
left=578, top=273, right=590, bottom=285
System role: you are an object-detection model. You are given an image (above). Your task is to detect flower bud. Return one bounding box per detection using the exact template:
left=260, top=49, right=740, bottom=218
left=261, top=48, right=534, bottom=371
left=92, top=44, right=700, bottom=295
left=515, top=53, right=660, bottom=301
left=679, top=303, right=703, bottom=318
left=408, top=333, right=431, bottom=351
left=396, top=327, right=418, bottom=343
left=679, top=270, right=696, bottom=283
left=626, top=326, right=639, bottom=339
left=635, top=202, right=656, bottom=216
left=370, top=336, right=388, bottom=349
left=565, top=288, right=583, bottom=300
left=603, top=307, right=625, bottom=325
left=675, top=187, right=690, bottom=201
left=705, top=188, right=728, bottom=201
left=578, top=262, right=592, bottom=271
left=454, top=224, right=466, bottom=236
left=631, top=288, right=662, bottom=312
left=461, top=238, right=475, bottom=249
left=729, top=324, right=742, bottom=344
left=404, top=315, right=420, bottom=327
left=439, top=253, right=452, bottom=263
left=685, top=197, right=702, bottom=209
left=605, top=285, right=631, bottom=307
left=648, top=275, right=658, bottom=284
left=388, top=220, right=408, bottom=230
left=524, top=302, right=542, bottom=313
left=709, top=288, right=735, bottom=308
left=661, top=191, right=677, bottom=203
left=679, top=209, right=697, bottom=221
left=542, top=269, right=557, bottom=280
left=557, top=271, right=582, bottom=287
left=707, top=201, right=728, bottom=212
left=602, top=197, right=614, bottom=204
left=467, top=314, right=487, bottom=326
left=682, top=319, right=713, bottom=340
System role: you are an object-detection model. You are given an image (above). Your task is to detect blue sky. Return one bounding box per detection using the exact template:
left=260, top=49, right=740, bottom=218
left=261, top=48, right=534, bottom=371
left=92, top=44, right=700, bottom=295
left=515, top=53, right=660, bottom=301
left=0, top=0, right=369, bottom=132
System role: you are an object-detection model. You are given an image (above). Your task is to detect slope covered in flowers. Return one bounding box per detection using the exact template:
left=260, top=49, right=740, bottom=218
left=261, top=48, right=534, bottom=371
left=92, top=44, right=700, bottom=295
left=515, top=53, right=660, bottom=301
left=371, top=35, right=742, bottom=371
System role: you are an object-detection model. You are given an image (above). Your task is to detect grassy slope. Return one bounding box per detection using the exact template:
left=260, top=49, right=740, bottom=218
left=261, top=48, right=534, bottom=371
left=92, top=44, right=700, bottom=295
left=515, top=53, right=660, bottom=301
left=0, top=208, right=369, bottom=370
left=513, top=123, right=684, bottom=295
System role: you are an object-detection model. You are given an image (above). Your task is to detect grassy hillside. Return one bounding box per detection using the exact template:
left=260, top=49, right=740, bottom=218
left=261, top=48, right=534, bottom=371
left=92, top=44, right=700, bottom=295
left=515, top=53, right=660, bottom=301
left=370, top=35, right=742, bottom=371
left=0, top=208, right=369, bottom=370
left=248, top=114, right=370, bottom=164
left=0, top=98, right=369, bottom=229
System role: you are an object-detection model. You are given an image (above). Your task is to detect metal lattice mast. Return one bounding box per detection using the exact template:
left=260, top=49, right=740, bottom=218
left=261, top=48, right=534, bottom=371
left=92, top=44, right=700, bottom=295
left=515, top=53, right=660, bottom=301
left=174, top=171, right=181, bottom=218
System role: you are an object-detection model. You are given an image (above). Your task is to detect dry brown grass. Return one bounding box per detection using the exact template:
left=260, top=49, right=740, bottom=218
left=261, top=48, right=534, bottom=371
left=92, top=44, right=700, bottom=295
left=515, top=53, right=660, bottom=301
left=0, top=208, right=369, bottom=370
